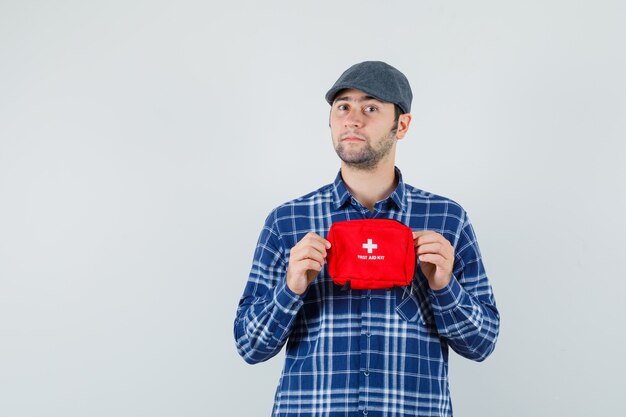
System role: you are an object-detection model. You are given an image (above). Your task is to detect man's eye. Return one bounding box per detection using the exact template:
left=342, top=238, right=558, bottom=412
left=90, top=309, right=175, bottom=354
left=364, top=106, right=377, bottom=113
left=337, top=104, right=348, bottom=111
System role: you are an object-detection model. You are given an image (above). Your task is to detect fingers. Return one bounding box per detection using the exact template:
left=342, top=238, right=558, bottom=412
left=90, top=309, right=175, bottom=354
left=286, top=232, right=331, bottom=295
left=293, top=245, right=326, bottom=265
left=412, top=230, right=444, bottom=244
left=299, top=231, right=331, bottom=251
left=412, top=230, right=455, bottom=290
left=415, top=242, right=452, bottom=262
left=300, top=258, right=324, bottom=273
left=416, top=253, right=448, bottom=269
left=292, top=232, right=331, bottom=264
left=413, top=231, right=453, bottom=257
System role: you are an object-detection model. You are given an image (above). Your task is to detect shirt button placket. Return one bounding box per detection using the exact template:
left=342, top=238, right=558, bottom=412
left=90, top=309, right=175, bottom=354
left=361, top=290, right=372, bottom=414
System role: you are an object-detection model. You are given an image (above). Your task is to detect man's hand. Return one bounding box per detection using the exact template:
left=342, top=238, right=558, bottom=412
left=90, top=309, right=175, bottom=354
left=413, top=231, right=454, bottom=291
left=286, top=232, right=331, bottom=295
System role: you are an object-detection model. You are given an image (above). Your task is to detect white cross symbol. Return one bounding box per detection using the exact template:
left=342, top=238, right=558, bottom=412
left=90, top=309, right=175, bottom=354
left=362, top=239, right=378, bottom=254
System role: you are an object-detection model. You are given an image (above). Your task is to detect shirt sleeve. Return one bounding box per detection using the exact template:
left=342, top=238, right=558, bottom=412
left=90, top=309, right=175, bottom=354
left=428, top=216, right=500, bottom=362
left=233, top=211, right=304, bottom=364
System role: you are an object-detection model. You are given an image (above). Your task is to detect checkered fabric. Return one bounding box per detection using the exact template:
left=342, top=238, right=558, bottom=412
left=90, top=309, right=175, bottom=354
left=234, top=168, right=499, bottom=417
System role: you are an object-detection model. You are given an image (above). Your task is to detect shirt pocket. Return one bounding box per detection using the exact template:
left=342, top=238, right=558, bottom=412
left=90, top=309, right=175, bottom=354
left=394, top=286, right=433, bottom=327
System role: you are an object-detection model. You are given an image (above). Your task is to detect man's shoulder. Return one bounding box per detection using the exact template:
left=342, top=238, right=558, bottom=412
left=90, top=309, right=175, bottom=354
left=265, top=182, right=336, bottom=221
left=403, top=182, right=467, bottom=218
left=281, top=182, right=335, bottom=207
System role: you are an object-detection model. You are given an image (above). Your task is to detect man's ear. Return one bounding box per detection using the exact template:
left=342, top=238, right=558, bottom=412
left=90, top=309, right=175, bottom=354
left=395, top=114, right=412, bottom=140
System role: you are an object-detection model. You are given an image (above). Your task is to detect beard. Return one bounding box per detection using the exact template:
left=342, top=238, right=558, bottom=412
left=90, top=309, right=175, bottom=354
left=334, top=130, right=397, bottom=171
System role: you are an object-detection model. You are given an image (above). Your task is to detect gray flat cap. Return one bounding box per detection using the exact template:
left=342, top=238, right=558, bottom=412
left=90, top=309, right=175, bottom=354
left=325, top=61, right=412, bottom=113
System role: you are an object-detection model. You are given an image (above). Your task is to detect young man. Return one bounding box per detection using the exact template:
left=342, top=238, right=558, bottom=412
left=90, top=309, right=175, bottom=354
left=234, top=61, right=499, bottom=417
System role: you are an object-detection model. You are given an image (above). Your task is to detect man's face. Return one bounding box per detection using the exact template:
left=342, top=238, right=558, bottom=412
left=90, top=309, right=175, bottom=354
left=330, top=89, right=399, bottom=171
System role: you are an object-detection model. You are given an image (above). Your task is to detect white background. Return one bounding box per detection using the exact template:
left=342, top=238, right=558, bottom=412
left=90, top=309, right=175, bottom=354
left=1, top=1, right=625, bottom=416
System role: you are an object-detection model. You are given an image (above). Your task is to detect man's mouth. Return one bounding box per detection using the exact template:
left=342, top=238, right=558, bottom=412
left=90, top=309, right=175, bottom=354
left=341, top=135, right=366, bottom=142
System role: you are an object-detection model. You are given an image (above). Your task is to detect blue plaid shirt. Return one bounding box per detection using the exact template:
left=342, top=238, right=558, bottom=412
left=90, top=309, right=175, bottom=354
left=234, top=168, right=499, bottom=417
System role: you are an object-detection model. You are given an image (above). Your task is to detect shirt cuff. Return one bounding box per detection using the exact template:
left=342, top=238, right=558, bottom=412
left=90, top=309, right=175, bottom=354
left=428, top=275, right=464, bottom=312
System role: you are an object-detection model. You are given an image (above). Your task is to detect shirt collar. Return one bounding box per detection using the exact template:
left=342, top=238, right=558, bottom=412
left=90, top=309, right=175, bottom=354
left=332, top=167, right=406, bottom=212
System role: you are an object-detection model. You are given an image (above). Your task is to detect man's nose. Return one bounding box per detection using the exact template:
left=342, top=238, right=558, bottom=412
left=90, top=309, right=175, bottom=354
left=344, top=110, right=364, bottom=128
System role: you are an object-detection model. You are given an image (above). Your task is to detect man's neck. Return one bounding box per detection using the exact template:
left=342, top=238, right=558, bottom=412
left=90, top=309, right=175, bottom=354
left=340, top=159, right=398, bottom=212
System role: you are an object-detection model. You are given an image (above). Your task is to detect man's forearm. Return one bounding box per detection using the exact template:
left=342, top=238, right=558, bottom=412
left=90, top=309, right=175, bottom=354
left=234, top=278, right=303, bottom=364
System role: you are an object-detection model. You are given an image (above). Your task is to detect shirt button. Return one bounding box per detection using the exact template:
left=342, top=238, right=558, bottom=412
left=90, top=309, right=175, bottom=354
left=366, top=332, right=371, bottom=338
left=363, top=409, right=368, bottom=415
left=364, top=370, right=370, bottom=376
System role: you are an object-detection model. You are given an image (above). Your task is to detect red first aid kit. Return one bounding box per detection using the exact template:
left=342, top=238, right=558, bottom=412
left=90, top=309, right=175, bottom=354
left=326, top=219, right=416, bottom=290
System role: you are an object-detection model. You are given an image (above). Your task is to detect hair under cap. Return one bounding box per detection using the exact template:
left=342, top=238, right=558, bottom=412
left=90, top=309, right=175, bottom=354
left=325, top=61, right=412, bottom=114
